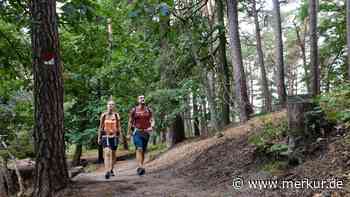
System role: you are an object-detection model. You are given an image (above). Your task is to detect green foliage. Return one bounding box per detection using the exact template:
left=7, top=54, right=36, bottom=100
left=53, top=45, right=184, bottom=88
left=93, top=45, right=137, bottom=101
left=261, top=160, right=289, bottom=175
left=249, top=117, right=288, bottom=157
left=7, top=132, right=35, bottom=159
left=319, top=83, right=350, bottom=126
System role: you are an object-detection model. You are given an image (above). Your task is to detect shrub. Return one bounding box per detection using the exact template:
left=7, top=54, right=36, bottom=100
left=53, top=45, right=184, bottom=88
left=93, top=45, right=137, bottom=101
left=319, top=83, right=350, bottom=126
left=248, top=116, right=288, bottom=158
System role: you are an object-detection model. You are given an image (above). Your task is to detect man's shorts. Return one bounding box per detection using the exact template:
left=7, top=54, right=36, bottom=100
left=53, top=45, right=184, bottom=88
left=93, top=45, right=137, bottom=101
left=102, top=136, right=118, bottom=151
left=133, top=129, right=150, bottom=152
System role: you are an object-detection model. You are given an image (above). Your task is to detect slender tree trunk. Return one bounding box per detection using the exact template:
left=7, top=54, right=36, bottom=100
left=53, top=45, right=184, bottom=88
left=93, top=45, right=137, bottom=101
left=200, top=97, right=208, bottom=136
left=166, top=115, right=185, bottom=147
left=107, top=18, right=112, bottom=63
left=205, top=2, right=219, bottom=131
left=193, top=94, right=200, bottom=136
left=248, top=62, right=254, bottom=106
left=226, top=0, right=253, bottom=122
left=215, top=0, right=231, bottom=126
left=0, top=159, right=16, bottom=197
left=31, top=0, right=69, bottom=196
left=309, top=0, right=320, bottom=96
left=347, top=0, right=350, bottom=80
left=252, top=0, right=272, bottom=112
left=207, top=71, right=219, bottom=130
left=96, top=79, right=104, bottom=163
left=272, top=0, right=287, bottom=105
left=184, top=97, right=193, bottom=137
left=72, top=144, right=82, bottom=167
left=294, top=20, right=311, bottom=93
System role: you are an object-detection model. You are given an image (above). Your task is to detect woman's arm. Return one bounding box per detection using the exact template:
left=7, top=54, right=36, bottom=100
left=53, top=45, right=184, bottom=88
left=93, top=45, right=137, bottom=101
left=98, top=113, right=105, bottom=144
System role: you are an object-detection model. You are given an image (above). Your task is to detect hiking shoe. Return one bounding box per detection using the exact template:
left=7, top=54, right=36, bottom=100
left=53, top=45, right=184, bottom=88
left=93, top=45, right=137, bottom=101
left=105, top=171, right=110, bottom=179
left=140, top=168, right=145, bottom=175
left=137, top=167, right=145, bottom=176
left=110, top=169, right=115, bottom=176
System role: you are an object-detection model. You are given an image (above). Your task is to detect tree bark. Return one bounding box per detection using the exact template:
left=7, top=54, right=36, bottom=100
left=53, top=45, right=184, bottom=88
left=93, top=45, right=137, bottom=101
left=309, top=0, right=320, bottom=96
left=72, top=144, right=82, bottom=167
left=293, top=20, right=311, bottom=93
left=166, top=114, right=185, bottom=148
left=31, top=0, right=69, bottom=196
left=347, top=0, right=350, bottom=80
left=252, top=0, right=272, bottom=112
left=0, top=159, right=16, bottom=197
left=287, top=95, right=313, bottom=145
left=200, top=97, right=208, bottom=136
left=215, top=0, right=231, bottom=126
left=272, top=0, right=287, bottom=105
left=226, top=0, right=253, bottom=122
left=193, top=94, right=200, bottom=136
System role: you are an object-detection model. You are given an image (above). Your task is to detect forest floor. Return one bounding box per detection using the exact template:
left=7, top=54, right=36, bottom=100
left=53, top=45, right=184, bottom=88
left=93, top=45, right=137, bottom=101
left=58, top=111, right=350, bottom=197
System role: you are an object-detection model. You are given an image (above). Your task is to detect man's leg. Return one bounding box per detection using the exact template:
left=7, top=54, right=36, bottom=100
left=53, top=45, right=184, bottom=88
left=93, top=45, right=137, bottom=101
left=141, top=133, right=149, bottom=168
left=136, top=148, right=143, bottom=167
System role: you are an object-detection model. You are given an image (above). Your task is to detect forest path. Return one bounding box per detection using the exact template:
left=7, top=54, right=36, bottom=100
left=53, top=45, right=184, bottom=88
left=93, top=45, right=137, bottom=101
left=60, top=111, right=288, bottom=197
left=63, top=156, right=217, bottom=197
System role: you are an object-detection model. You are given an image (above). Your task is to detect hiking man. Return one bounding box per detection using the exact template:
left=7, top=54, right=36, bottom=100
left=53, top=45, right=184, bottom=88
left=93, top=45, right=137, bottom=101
left=98, top=98, right=121, bottom=179
left=127, top=95, right=154, bottom=175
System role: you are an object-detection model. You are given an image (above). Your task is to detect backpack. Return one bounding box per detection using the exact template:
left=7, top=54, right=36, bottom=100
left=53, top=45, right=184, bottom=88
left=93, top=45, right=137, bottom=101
left=101, top=112, right=120, bottom=135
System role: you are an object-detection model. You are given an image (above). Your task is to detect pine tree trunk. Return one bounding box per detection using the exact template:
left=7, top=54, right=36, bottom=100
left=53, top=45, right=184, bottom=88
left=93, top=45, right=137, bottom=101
left=193, top=95, right=200, bottom=136
left=0, top=159, right=16, bottom=197
left=215, top=0, right=231, bottom=126
left=309, top=0, right=320, bottom=96
left=72, top=144, right=82, bottom=167
left=96, top=79, right=104, bottom=162
left=31, top=0, right=69, bottom=196
left=272, top=0, right=287, bottom=105
left=294, top=20, right=311, bottom=93
left=206, top=71, right=219, bottom=130
left=252, top=0, right=272, bottom=112
left=347, top=0, right=350, bottom=80
left=166, top=115, right=185, bottom=147
left=226, top=0, right=253, bottom=122
left=203, top=6, right=219, bottom=131
left=200, top=97, right=208, bottom=136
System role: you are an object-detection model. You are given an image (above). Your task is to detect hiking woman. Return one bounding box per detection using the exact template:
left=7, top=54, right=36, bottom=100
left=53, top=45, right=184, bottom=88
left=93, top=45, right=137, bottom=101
left=98, top=98, right=121, bottom=179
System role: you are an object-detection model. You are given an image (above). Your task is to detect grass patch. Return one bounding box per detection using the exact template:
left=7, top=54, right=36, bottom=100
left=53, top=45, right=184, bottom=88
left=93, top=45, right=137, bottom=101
left=261, top=160, right=289, bottom=175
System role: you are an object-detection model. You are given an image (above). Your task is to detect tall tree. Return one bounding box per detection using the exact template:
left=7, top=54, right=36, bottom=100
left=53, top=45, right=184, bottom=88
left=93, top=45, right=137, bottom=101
left=293, top=19, right=311, bottom=93
left=226, top=0, right=252, bottom=122
left=31, top=0, right=69, bottom=196
left=309, top=0, right=320, bottom=95
left=215, top=0, right=231, bottom=126
left=159, top=2, right=185, bottom=146
left=347, top=0, right=350, bottom=80
left=272, top=0, right=287, bottom=105
left=251, top=0, right=272, bottom=112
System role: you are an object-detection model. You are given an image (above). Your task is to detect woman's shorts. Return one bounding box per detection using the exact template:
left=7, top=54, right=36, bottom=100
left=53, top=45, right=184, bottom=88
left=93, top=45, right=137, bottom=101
left=102, top=136, right=118, bottom=151
left=133, top=129, right=150, bottom=152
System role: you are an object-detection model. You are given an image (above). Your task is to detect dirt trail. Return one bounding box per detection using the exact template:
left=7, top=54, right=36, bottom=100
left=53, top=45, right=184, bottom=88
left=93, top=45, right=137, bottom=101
left=61, top=111, right=339, bottom=197
left=61, top=157, right=220, bottom=197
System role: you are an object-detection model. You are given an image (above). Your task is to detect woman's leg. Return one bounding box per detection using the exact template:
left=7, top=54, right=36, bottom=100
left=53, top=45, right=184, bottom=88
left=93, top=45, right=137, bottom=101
left=104, top=148, right=112, bottom=171
left=111, top=150, right=116, bottom=170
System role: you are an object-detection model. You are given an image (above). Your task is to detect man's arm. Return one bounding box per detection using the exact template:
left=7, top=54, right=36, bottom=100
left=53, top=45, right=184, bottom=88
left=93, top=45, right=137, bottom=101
left=127, top=109, right=133, bottom=139
left=149, top=108, right=155, bottom=129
